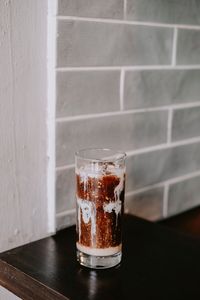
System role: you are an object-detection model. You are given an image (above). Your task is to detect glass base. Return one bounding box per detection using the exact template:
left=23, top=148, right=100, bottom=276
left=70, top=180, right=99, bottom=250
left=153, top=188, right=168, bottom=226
left=77, top=249, right=121, bottom=269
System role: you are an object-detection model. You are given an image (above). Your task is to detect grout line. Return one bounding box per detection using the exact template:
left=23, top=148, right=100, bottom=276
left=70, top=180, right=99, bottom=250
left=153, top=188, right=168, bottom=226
left=126, top=183, right=164, bottom=196
left=165, top=136, right=200, bottom=148
left=167, top=108, right=173, bottom=144
left=168, top=102, right=200, bottom=109
left=120, top=69, right=125, bottom=111
left=171, top=27, right=178, bottom=66
left=56, top=108, right=167, bottom=122
left=163, top=184, right=169, bottom=217
left=125, top=169, right=200, bottom=197
left=123, top=0, right=127, bottom=20
left=56, top=164, right=75, bottom=171
left=56, top=137, right=200, bottom=171
left=56, top=101, right=200, bottom=123
left=56, top=209, right=76, bottom=218
left=166, top=169, right=200, bottom=185
left=126, top=136, right=200, bottom=156
left=56, top=65, right=200, bottom=71
left=56, top=15, right=200, bottom=30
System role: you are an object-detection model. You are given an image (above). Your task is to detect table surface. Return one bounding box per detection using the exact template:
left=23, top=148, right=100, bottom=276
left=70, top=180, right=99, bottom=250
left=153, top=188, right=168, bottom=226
left=1, top=211, right=200, bottom=300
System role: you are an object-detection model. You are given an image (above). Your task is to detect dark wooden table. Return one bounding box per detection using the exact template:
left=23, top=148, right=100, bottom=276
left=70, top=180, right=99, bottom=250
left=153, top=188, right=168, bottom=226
left=1, top=209, right=200, bottom=300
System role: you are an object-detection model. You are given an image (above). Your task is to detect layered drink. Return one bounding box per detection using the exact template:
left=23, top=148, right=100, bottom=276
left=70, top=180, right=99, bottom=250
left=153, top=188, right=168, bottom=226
left=75, top=149, right=126, bottom=269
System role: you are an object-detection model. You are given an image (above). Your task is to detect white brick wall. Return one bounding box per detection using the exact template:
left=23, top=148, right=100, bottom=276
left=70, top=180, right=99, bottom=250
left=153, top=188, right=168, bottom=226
left=52, top=0, right=200, bottom=229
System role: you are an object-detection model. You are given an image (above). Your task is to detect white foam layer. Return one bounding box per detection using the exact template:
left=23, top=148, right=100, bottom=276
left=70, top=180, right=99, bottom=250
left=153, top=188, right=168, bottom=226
left=77, top=242, right=122, bottom=256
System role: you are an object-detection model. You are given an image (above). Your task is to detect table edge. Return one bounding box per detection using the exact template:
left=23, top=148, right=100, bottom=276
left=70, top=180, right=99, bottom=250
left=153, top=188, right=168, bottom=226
left=0, top=259, right=69, bottom=300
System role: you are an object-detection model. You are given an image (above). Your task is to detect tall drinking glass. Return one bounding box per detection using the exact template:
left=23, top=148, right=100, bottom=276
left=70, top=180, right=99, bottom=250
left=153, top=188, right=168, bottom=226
left=75, top=148, right=126, bottom=269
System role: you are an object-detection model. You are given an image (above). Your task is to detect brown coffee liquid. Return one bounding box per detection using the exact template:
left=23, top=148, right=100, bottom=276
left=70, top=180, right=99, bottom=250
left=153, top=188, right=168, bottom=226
left=76, top=173, right=125, bottom=249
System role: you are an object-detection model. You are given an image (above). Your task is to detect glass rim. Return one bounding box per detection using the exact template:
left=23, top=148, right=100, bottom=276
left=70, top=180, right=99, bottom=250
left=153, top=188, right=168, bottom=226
left=75, top=148, right=126, bottom=163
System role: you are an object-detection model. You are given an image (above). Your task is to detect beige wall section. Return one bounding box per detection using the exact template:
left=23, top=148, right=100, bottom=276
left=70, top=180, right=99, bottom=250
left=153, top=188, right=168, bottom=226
left=0, top=0, right=49, bottom=254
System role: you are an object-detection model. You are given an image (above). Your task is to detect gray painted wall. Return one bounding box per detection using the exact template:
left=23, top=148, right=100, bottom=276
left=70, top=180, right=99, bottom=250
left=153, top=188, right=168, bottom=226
left=0, top=0, right=48, bottom=252
left=0, top=0, right=48, bottom=298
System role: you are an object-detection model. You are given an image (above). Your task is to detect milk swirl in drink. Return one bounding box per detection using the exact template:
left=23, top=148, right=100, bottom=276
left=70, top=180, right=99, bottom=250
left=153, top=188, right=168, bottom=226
left=76, top=162, right=125, bottom=257
left=75, top=149, right=126, bottom=269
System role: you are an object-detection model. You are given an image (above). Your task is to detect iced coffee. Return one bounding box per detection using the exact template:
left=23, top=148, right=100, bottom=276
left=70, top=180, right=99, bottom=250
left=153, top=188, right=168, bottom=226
left=75, top=149, right=126, bottom=269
